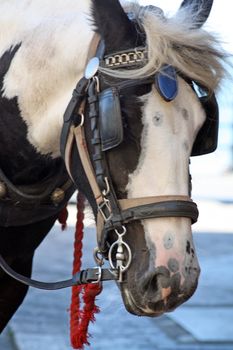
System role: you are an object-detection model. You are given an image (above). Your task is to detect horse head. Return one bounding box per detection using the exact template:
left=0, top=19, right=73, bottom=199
left=0, top=0, right=225, bottom=323
left=68, top=0, right=223, bottom=316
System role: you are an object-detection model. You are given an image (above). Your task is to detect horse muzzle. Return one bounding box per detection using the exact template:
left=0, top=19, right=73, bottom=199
left=119, top=259, right=200, bottom=317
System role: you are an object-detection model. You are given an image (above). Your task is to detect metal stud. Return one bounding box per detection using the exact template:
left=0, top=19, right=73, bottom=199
left=84, top=57, right=100, bottom=79
left=0, top=181, right=7, bottom=198
left=51, top=188, right=65, bottom=205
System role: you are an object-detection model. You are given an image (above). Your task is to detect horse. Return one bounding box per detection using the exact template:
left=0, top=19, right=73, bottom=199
left=0, top=0, right=226, bottom=336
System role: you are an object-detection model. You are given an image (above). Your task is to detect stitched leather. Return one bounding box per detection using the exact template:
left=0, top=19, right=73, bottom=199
left=109, top=200, right=199, bottom=226
left=99, top=88, right=124, bottom=151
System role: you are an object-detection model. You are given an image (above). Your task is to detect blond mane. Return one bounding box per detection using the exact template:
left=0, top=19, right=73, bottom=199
left=99, top=2, right=228, bottom=92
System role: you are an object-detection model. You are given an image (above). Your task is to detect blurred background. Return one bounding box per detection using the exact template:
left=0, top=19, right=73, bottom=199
left=2, top=1, right=233, bottom=349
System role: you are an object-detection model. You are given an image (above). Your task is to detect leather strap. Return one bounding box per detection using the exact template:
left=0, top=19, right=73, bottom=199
left=0, top=254, right=118, bottom=290
left=60, top=77, right=89, bottom=159
left=106, top=200, right=198, bottom=227
left=97, top=198, right=198, bottom=253
left=118, top=195, right=193, bottom=210
left=73, top=126, right=104, bottom=204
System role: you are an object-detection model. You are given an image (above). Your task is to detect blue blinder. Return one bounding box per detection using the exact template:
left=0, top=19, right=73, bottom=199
left=155, top=65, right=178, bottom=102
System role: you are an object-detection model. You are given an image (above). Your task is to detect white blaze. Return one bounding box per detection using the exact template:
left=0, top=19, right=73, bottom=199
left=127, top=79, right=205, bottom=270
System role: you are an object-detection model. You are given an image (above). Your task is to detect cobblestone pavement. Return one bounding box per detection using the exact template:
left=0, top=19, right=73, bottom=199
left=2, top=212, right=233, bottom=350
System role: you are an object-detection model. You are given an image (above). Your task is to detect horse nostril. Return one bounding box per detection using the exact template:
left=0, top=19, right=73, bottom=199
left=141, top=266, right=171, bottom=298
left=142, top=274, right=158, bottom=295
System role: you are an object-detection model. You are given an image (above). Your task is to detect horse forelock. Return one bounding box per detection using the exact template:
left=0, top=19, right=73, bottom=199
left=100, top=1, right=227, bottom=93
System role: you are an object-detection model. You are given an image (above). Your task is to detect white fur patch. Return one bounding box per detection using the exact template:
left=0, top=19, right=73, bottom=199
left=1, top=0, right=93, bottom=157
left=127, top=79, right=205, bottom=267
left=127, top=79, right=205, bottom=198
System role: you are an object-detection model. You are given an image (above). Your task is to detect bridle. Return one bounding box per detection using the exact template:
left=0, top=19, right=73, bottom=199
left=60, top=37, right=199, bottom=281
left=0, top=36, right=199, bottom=288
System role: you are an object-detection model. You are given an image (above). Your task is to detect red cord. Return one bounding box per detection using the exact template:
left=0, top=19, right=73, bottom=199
left=70, top=192, right=102, bottom=350
left=58, top=206, right=68, bottom=231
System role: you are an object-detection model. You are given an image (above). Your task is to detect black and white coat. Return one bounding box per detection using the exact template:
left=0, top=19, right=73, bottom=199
left=0, top=0, right=225, bottom=331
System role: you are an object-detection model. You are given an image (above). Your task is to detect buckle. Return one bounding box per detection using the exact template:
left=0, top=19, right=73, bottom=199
left=73, top=113, right=84, bottom=127
left=90, top=267, right=102, bottom=284
left=98, top=198, right=112, bottom=221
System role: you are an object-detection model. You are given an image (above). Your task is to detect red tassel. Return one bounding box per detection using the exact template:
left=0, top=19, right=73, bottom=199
left=58, top=206, right=68, bottom=230
left=70, top=192, right=102, bottom=350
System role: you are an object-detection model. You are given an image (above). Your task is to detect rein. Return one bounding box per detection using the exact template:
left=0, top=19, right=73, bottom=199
left=0, top=255, right=117, bottom=289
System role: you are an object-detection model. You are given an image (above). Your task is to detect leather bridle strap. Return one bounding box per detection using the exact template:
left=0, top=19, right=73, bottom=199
left=118, top=196, right=198, bottom=223
left=115, top=196, right=197, bottom=221
left=104, top=199, right=198, bottom=229
left=0, top=255, right=118, bottom=290
left=97, top=196, right=198, bottom=252
left=73, top=125, right=104, bottom=205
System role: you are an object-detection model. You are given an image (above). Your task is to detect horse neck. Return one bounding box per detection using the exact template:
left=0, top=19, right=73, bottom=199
left=0, top=94, right=61, bottom=185
left=2, top=1, right=93, bottom=159
left=0, top=1, right=94, bottom=184
left=0, top=0, right=93, bottom=183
